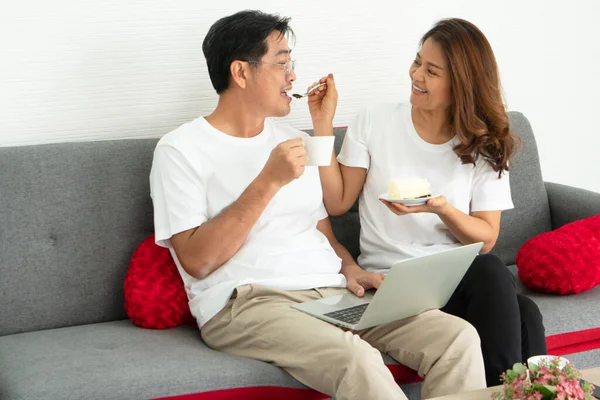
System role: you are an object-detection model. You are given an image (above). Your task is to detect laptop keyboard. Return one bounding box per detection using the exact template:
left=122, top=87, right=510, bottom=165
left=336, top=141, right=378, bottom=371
left=323, top=303, right=369, bottom=325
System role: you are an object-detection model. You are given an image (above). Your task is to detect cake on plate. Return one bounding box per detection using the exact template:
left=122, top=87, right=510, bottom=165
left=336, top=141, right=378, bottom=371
left=388, top=178, right=431, bottom=199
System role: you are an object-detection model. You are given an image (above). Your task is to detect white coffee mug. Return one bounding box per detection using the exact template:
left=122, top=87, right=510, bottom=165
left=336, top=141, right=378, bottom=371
left=302, top=136, right=335, bottom=166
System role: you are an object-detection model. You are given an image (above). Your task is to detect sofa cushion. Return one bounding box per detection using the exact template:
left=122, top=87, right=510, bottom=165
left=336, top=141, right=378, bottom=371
left=507, top=265, right=600, bottom=355
left=124, top=234, right=194, bottom=329
left=561, top=349, right=600, bottom=371
left=0, top=321, right=309, bottom=400
left=0, top=320, right=423, bottom=400
left=516, top=215, right=600, bottom=295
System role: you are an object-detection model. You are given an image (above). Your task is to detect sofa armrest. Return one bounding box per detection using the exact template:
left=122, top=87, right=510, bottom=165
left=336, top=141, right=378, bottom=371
left=545, top=182, right=600, bottom=229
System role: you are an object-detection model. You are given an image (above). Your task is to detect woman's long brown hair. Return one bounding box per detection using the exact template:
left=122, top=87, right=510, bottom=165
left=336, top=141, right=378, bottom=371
left=421, top=18, right=518, bottom=177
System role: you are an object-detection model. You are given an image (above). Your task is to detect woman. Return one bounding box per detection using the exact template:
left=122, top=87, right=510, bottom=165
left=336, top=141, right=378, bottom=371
left=310, top=18, right=547, bottom=386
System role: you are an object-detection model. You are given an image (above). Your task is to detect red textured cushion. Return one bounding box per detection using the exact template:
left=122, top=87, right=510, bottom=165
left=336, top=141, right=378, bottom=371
left=124, top=234, right=194, bottom=329
left=516, top=215, right=600, bottom=294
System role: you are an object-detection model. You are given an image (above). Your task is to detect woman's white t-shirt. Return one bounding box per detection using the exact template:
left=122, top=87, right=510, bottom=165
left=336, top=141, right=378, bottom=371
left=337, top=103, right=514, bottom=273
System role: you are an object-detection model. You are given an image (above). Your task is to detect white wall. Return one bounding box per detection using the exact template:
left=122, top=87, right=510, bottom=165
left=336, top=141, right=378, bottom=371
left=1, top=0, right=599, bottom=192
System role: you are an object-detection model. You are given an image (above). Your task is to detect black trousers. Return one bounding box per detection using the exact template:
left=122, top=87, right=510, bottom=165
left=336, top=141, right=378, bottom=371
left=440, top=253, right=547, bottom=386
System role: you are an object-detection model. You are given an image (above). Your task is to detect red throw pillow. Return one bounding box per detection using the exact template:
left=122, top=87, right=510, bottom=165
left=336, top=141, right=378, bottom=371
left=124, top=234, right=194, bottom=329
left=516, top=215, right=600, bottom=294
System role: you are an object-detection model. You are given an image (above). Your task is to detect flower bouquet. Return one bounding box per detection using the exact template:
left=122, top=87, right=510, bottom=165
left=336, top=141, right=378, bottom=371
left=492, top=356, right=596, bottom=400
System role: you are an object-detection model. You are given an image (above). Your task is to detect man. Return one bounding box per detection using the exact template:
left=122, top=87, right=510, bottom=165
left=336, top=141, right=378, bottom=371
left=150, top=10, right=486, bottom=400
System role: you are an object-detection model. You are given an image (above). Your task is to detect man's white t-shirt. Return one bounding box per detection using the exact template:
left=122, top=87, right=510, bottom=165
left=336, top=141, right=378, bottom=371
left=150, top=117, right=346, bottom=327
left=337, top=103, right=514, bottom=273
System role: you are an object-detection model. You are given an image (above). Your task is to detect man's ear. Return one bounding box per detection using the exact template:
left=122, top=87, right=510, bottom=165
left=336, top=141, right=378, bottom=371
left=230, top=60, right=248, bottom=89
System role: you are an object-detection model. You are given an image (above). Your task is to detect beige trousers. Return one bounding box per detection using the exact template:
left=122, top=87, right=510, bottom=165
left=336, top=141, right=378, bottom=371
left=201, top=284, right=486, bottom=400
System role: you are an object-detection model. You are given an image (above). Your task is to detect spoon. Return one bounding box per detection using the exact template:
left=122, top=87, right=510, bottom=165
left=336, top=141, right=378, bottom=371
left=292, top=83, right=326, bottom=99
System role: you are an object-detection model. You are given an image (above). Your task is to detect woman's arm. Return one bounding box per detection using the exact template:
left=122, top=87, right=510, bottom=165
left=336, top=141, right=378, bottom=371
left=308, top=75, right=368, bottom=216
left=438, top=206, right=501, bottom=254
left=314, top=122, right=367, bottom=216
left=380, top=197, right=501, bottom=253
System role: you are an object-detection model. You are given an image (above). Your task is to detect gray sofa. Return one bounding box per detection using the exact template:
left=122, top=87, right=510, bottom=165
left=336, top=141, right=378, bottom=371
left=1, top=112, right=599, bottom=400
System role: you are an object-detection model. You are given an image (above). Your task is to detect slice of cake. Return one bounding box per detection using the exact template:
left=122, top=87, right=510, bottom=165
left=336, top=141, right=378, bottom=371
left=388, top=178, right=431, bottom=199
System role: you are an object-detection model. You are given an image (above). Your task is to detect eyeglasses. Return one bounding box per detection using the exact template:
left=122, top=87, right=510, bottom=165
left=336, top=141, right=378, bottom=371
left=245, top=59, right=296, bottom=75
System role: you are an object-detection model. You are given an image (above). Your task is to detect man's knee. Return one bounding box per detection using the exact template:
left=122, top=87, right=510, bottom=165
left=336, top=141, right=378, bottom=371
left=336, top=332, right=384, bottom=366
left=447, top=318, right=481, bottom=355
left=301, top=333, right=388, bottom=385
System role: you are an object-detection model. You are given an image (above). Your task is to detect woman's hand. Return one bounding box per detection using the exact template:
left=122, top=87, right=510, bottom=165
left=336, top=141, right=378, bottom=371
left=380, top=195, right=450, bottom=216
left=381, top=194, right=501, bottom=253
left=307, top=74, right=338, bottom=127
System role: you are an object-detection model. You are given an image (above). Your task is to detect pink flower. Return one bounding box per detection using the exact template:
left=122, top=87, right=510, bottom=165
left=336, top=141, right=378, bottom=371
left=492, top=358, right=595, bottom=400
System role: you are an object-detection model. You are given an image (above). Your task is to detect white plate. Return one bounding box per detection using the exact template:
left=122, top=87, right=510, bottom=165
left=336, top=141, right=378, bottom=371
left=379, top=192, right=433, bottom=206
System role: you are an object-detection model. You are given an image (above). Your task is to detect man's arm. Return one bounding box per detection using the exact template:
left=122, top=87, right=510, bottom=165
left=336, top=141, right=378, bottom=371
left=171, top=178, right=278, bottom=279
left=316, top=217, right=384, bottom=297
left=170, top=138, right=306, bottom=280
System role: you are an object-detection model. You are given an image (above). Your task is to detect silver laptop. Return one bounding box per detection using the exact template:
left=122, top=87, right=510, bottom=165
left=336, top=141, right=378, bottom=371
left=292, top=242, right=483, bottom=330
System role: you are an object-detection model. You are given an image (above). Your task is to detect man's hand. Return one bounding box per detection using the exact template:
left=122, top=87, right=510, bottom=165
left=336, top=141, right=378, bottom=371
left=343, top=263, right=384, bottom=297
left=307, top=73, right=338, bottom=126
left=380, top=195, right=450, bottom=216
left=259, top=138, right=307, bottom=187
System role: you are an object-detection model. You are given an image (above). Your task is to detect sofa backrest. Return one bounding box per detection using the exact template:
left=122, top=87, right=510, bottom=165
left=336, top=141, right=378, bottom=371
left=0, top=140, right=157, bottom=336
left=489, top=112, right=552, bottom=265
left=0, top=111, right=551, bottom=336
